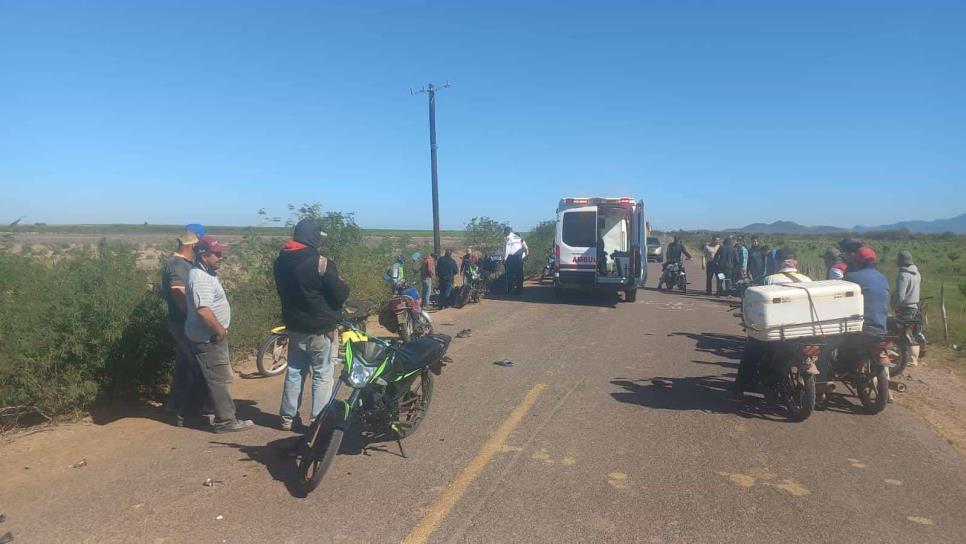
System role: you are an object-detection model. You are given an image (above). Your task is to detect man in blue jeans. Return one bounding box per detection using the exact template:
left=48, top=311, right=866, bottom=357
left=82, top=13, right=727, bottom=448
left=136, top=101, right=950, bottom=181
left=273, top=219, right=351, bottom=431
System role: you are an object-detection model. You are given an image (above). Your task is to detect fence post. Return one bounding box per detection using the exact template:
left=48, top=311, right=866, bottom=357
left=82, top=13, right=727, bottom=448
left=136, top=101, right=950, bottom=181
left=941, top=281, right=949, bottom=343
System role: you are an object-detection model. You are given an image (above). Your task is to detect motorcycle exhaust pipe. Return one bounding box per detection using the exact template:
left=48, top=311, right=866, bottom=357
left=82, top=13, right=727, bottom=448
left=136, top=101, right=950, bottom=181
left=889, top=381, right=907, bottom=393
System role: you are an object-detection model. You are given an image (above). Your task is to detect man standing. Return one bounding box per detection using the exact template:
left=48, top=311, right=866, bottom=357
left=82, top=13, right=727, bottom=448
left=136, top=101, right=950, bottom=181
left=436, top=249, right=459, bottom=309
left=161, top=227, right=201, bottom=414
left=420, top=253, right=436, bottom=308
left=182, top=236, right=253, bottom=433
left=892, top=250, right=922, bottom=367
left=503, top=226, right=529, bottom=295
left=712, top=236, right=737, bottom=296
left=747, top=237, right=766, bottom=282
left=702, top=236, right=720, bottom=295
left=735, top=236, right=749, bottom=280
left=274, top=219, right=351, bottom=431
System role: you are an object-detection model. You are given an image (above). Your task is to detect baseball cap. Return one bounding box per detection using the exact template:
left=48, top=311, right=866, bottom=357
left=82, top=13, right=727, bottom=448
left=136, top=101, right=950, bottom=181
left=196, top=235, right=227, bottom=255
left=177, top=229, right=199, bottom=245
left=854, top=246, right=877, bottom=264
left=185, top=223, right=205, bottom=238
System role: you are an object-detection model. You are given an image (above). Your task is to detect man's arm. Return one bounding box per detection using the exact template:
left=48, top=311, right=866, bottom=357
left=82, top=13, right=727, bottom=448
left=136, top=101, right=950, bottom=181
left=322, top=260, right=351, bottom=308
left=197, top=306, right=227, bottom=342
left=170, top=285, right=188, bottom=315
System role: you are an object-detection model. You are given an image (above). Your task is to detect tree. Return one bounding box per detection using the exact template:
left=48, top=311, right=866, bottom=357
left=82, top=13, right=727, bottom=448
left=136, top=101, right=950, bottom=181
left=463, top=216, right=506, bottom=255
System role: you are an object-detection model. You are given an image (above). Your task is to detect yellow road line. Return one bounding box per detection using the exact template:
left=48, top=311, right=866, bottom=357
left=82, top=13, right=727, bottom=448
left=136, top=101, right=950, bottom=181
left=401, top=383, right=547, bottom=544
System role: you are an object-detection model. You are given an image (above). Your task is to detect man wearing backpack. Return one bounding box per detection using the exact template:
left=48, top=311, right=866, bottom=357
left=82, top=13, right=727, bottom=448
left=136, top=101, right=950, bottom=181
left=273, top=219, right=351, bottom=431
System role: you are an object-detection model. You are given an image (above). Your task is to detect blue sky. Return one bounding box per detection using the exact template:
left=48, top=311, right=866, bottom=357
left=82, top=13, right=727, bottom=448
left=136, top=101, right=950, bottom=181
left=1, top=0, right=963, bottom=231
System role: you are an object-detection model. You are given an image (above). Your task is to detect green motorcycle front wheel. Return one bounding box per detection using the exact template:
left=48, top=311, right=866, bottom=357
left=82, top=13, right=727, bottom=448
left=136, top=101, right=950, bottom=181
left=297, top=411, right=344, bottom=495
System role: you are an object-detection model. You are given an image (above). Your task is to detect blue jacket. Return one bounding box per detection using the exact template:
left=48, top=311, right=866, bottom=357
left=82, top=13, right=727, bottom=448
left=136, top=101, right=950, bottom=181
left=845, top=267, right=890, bottom=333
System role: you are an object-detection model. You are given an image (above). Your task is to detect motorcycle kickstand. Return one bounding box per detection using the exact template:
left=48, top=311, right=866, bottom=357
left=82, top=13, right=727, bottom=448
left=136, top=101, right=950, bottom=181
left=397, top=437, right=408, bottom=459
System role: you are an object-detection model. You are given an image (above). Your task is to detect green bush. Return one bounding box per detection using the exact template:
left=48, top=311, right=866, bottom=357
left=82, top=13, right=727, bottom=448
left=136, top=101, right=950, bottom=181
left=0, top=242, right=173, bottom=417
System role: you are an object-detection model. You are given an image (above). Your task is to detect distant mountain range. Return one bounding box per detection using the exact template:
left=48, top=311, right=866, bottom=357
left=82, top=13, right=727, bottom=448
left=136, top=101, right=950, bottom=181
left=854, top=213, right=966, bottom=234
left=727, top=213, right=966, bottom=235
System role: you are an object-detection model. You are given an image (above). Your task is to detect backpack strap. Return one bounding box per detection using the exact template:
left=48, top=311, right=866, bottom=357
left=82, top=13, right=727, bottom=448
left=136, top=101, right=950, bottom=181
left=783, top=272, right=803, bottom=283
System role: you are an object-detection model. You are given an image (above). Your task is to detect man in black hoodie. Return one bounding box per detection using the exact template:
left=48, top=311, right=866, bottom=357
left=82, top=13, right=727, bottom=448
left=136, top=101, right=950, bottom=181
left=712, top=236, right=737, bottom=296
left=273, top=219, right=350, bottom=431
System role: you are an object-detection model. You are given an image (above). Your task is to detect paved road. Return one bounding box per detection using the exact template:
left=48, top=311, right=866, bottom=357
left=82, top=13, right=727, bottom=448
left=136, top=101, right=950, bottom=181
left=3, top=260, right=966, bottom=543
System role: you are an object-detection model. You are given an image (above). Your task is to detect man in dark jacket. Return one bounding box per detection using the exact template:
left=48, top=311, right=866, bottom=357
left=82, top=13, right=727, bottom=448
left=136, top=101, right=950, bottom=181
left=273, top=219, right=350, bottom=431
left=436, top=248, right=459, bottom=309
left=712, top=236, right=737, bottom=295
left=665, top=236, right=692, bottom=265
left=747, top=237, right=766, bottom=282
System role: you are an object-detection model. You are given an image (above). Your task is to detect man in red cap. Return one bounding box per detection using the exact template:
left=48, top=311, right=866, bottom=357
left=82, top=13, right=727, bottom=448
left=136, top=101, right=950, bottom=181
left=844, top=246, right=890, bottom=334
left=181, top=236, right=254, bottom=433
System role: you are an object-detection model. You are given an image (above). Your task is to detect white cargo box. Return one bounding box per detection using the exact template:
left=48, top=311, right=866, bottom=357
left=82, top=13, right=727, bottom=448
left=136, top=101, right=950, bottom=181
left=742, top=280, right=864, bottom=341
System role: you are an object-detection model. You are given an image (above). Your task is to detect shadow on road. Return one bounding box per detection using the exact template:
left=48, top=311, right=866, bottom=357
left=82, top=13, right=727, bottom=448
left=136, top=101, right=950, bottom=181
left=669, top=332, right=745, bottom=361
left=213, top=425, right=407, bottom=498
left=212, top=436, right=308, bottom=497
left=485, top=283, right=622, bottom=308
left=610, top=377, right=792, bottom=422
left=89, top=399, right=170, bottom=426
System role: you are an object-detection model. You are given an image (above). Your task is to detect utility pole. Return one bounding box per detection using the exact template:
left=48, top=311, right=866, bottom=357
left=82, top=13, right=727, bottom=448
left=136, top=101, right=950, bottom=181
left=411, top=81, right=451, bottom=256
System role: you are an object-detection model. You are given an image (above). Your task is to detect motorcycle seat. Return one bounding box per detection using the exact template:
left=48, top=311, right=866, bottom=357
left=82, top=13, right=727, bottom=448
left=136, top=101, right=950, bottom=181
left=396, top=335, right=451, bottom=373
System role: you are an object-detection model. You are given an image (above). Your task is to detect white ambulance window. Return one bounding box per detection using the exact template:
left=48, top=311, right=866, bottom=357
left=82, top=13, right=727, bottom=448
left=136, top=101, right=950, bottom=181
left=562, top=211, right=596, bottom=247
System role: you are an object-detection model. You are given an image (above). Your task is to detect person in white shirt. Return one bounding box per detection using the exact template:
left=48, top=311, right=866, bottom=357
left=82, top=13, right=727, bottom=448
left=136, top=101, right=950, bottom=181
left=503, top=226, right=529, bottom=295
left=763, top=248, right=812, bottom=285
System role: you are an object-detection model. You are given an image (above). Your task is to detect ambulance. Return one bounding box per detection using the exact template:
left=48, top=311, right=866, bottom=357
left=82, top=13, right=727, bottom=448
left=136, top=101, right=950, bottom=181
left=554, top=196, right=649, bottom=301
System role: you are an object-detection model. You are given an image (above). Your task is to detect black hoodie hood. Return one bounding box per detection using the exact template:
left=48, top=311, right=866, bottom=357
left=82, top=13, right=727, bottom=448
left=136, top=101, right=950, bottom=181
left=293, top=219, right=323, bottom=249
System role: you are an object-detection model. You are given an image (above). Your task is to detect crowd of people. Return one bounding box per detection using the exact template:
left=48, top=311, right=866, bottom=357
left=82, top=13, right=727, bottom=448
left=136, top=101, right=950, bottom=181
left=387, top=225, right=529, bottom=309
left=160, top=220, right=531, bottom=434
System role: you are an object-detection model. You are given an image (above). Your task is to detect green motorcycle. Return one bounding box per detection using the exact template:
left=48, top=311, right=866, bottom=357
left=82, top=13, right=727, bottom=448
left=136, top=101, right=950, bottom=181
left=296, top=321, right=452, bottom=495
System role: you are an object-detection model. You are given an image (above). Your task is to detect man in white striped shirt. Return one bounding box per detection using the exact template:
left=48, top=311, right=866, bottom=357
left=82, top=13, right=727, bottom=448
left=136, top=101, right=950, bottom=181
left=182, top=236, right=254, bottom=433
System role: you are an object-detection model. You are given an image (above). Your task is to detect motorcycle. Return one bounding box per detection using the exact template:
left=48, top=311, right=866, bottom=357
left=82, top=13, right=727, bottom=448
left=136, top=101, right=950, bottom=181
left=378, top=280, right=433, bottom=342
left=296, top=321, right=452, bottom=494
left=539, top=251, right=555, bottom=284
left=888, top=302, right=928, bottom=377
left=255, top=299, right=373, bottom=378
left=453, top=263, right=486, bottom=309
left=659, top=261, right=687, bottom=292
left=821, top=333, right=896, bottom=414
left=741, top=339, right=820, bottom=421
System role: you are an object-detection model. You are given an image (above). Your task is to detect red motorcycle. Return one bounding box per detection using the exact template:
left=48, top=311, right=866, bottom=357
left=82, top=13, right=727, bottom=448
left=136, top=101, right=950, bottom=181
left=379, top=281, right=434, bottom=342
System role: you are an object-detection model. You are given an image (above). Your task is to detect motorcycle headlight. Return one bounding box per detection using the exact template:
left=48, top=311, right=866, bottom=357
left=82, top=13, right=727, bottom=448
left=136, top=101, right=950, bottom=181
left=347, top=356, right=377, bottom=387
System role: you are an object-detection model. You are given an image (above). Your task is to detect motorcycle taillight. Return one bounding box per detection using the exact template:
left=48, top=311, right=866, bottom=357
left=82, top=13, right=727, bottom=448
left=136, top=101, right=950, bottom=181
left=801, top=345, right=821, bottom=357
left=877, top=340, right=895, bottom=350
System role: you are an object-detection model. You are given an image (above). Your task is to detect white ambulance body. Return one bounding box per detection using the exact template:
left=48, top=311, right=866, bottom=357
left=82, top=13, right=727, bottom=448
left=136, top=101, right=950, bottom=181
left=554, top=196, right=649, bottom=301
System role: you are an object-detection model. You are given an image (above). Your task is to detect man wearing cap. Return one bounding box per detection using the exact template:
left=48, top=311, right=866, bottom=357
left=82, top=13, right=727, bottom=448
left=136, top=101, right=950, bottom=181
left=274, top=219, right=351, bottom=431
left=845, top=247, right=890, bottom=334
left=763, top=247, right=812, bottom=285
left=161, top=227, right=201, bottom=413
left=182, top=236, right=254, bottom=433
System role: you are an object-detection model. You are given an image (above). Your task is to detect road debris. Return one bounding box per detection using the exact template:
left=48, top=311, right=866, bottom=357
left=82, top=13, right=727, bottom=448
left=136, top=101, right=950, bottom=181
left=455, top=329, right=472, bottom=338
left=71, top=459, right=88, bottom=469
left=494, top=359, right=514, bottom=367
left=215, top=515, right=224, bottom=521
left=203, top=478, right=224, bottom=487
left=651, top=378, right=673, bottom=387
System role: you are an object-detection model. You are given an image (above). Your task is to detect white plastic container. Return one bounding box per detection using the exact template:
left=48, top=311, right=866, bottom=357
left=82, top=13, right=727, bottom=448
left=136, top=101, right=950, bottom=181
left=742, top=280, right=864, bottom=341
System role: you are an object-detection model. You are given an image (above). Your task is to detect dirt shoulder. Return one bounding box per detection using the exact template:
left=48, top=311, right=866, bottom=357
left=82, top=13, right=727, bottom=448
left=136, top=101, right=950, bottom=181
left=893, top=346, right=966, bottom=455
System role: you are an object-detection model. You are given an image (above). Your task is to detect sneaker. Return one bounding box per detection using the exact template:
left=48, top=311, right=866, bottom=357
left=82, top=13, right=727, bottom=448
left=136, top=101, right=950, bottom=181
left=280, top=419, right=293, bottom=431
left=214, top=419, right=255, bottom=434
